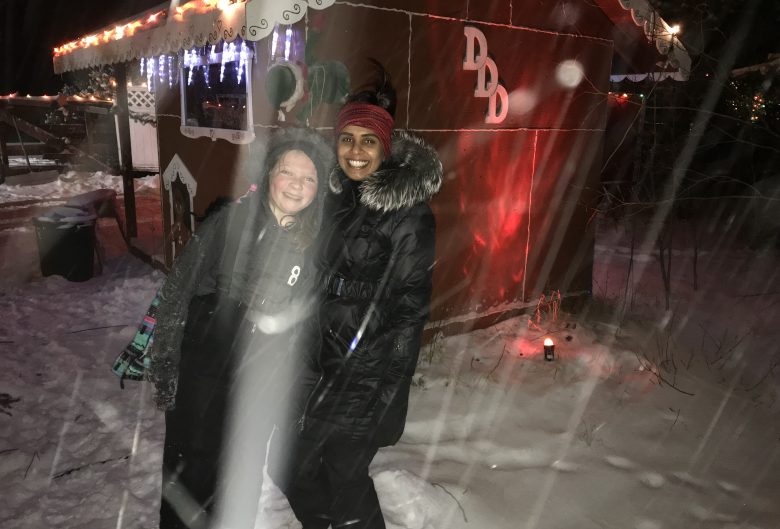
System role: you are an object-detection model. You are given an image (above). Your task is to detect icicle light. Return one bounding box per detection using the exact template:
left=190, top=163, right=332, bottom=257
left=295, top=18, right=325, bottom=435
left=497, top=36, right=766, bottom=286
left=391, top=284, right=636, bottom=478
left=185, top=50, right=194, bottom=85
left=271, top=26, right=279, bottom=59
left=284, top=27, right=292, bottom=60
left=146, top=57, right=155, bottom=90
left=221, top=42, right=236, bottom=82
left=237, top=41, right=248, bottom=84
left=204, top=52, right=211, bottom=87
left=158, top=54, right=165, bottom=85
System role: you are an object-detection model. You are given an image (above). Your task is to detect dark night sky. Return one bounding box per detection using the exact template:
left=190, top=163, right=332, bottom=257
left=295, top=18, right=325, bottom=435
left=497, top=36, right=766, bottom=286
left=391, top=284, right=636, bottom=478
left=0, top=0, right=777, bottom=95
left=652, top=0, right=780, bottom=73
left=0, top=0, right=163, bottom=94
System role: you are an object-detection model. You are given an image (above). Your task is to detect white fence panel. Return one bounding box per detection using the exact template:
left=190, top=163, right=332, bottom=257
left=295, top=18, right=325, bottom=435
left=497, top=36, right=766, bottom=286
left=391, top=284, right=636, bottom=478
left=127, top=87, right=159, bottom=171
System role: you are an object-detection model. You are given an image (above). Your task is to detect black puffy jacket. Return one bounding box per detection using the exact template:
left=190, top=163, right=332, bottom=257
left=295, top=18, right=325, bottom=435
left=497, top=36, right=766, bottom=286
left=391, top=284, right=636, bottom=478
left=304, top=130, right=442, bottom=446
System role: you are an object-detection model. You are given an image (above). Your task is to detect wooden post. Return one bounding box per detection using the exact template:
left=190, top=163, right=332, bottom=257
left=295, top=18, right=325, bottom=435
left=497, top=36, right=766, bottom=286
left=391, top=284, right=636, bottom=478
left=84, top=112, right=94, bottom=157
left=114, top=64, right=137, bottom=238
left=0, top=124, right=8, bottom=185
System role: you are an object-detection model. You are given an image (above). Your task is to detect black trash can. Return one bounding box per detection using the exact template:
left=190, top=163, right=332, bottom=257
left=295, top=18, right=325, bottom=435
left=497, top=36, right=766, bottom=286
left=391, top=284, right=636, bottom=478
left=33, top=206, right=97, bottom=282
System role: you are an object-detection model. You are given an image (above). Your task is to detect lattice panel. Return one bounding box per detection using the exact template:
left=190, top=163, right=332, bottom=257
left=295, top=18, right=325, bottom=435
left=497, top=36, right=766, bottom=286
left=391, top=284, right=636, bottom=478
left=127, top=88, right=156, bottom=114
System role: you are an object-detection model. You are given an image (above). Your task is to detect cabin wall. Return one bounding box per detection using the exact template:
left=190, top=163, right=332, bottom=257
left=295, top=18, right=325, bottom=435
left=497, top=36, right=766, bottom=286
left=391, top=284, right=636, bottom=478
left=154, top=0, right=616, bottom=321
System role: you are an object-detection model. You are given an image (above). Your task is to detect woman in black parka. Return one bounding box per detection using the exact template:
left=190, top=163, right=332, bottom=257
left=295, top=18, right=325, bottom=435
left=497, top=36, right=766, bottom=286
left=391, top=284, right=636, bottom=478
left=271, top=67, right=443, bottom=529
left=146, top=127, right=333, bottom=529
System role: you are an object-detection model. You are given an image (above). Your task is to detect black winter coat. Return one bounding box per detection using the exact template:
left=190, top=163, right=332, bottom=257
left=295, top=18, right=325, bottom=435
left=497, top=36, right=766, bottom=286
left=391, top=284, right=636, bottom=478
left=304, top=130, right=442, bottom=447
left=147, top=193, right=317, bottom=409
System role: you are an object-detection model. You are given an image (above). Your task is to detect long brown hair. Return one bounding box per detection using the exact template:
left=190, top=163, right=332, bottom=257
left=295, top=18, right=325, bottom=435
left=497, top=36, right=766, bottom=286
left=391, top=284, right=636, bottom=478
left=259, top=128, right=333, bottom=249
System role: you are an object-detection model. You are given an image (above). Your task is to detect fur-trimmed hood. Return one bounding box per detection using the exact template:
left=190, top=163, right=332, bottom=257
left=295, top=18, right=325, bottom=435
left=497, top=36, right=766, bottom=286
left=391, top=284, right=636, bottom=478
left=329, top=130, right=443, bottom=212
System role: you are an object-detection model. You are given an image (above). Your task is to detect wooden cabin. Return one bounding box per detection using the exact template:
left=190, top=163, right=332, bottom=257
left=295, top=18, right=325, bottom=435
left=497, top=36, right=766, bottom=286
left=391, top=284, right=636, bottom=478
left=52, top=0, right=689, bottom=328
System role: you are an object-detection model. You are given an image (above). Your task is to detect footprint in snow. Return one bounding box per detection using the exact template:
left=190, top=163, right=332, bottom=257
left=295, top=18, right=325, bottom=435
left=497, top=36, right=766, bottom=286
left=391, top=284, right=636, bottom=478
left=638, top=471, right=666, bottom=489
left=717, top=480, right=741, bottom=495
left=669, top=471, right=709, bottom=490
left=373, top=469, right=461, bottom=529
left=604, top=454, right=637, bottom=470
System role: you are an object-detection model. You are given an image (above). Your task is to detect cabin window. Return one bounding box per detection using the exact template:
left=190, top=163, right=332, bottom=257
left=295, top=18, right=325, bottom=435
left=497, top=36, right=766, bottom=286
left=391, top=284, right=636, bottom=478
left=179, top=39, right=255, bottom=144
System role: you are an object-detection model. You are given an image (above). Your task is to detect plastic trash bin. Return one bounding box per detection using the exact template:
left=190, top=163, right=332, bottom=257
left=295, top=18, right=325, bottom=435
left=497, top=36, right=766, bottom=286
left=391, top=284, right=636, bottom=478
left=32, top=206, right=97, bottom=282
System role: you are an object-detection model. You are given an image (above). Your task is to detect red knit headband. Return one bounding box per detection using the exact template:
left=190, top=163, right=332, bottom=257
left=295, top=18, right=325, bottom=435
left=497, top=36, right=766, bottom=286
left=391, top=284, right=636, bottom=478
left=335, top=102, right=394, bottom=157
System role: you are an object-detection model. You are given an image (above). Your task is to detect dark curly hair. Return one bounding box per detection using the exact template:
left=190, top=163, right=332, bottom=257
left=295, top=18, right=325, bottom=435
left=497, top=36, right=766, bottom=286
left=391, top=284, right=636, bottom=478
left=346, top=59, right=397, bottom=118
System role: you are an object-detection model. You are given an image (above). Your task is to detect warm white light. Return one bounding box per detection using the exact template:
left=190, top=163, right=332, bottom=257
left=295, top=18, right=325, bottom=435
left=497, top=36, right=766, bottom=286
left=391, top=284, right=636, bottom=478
left=669, top=24, right=680, bottom=35
left=544, top=338, right=554, bottom=347
left=555, top=59, right=584, bottom=88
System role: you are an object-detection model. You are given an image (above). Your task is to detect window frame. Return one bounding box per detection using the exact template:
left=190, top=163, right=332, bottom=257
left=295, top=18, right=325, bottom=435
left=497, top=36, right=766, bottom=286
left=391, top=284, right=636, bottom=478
left=178, top=41, right=255, bottom=145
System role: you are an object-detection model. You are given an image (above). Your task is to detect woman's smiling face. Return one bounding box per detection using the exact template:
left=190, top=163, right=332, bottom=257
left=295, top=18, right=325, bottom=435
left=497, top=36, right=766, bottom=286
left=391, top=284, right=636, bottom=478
left=337, top=125, right=384, bottom=181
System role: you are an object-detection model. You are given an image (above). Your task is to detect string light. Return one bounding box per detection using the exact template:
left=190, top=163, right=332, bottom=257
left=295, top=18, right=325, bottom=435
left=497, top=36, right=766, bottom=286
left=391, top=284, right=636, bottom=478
left=54, top=10, right=165, bottom=55
left=0, top=93, right=112, bottom=103
left=750, top=93, right=766, bottom=122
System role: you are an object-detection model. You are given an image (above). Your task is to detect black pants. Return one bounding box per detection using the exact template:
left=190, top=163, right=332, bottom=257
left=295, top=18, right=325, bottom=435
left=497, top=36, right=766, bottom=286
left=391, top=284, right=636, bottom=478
left=158, top=296, right=243, bottom=529
left=269, top=426, right=386, bottom=529
left=159, top=371, right=231, bottom=529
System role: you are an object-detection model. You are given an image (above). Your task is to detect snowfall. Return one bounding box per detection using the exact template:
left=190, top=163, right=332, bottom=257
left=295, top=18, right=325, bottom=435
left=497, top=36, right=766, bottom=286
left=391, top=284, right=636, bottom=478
left=1, top=169, right=779, bottom=529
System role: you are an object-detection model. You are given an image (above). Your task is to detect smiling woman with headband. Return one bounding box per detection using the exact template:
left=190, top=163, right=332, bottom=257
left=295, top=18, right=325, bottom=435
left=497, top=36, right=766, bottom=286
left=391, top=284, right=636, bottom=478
left=269, top=62, right=443, bottom=529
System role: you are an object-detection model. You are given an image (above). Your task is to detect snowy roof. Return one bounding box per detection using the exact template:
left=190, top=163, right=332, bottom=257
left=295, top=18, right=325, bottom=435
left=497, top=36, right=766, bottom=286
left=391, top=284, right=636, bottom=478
left=52, top=0, right=691, bottom=82
left=595, top=0, right=692, bottom=82
left=52, top=0, right=335, bottom=74
left=731, top=53, right=780, bottom=78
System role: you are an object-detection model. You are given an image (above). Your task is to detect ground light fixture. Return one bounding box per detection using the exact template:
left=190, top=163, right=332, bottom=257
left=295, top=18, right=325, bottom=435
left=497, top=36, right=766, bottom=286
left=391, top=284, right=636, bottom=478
left=543, top=338, right=555, bottom=361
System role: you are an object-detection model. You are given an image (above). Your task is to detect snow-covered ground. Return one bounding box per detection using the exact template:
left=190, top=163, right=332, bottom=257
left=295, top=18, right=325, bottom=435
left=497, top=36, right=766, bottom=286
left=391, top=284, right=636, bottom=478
left=0, top=168, right=158, bottom=204
left=1, top=172, right=779, bottom=529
